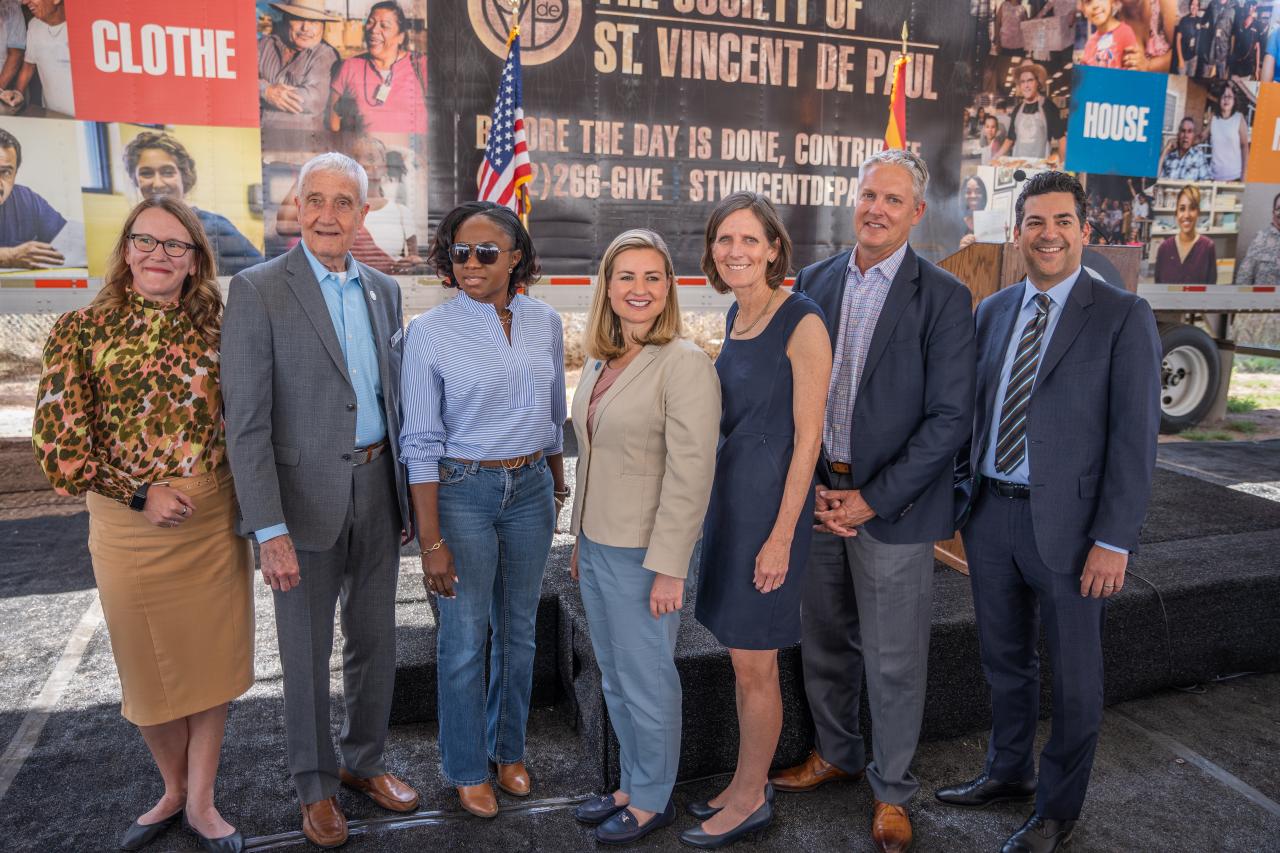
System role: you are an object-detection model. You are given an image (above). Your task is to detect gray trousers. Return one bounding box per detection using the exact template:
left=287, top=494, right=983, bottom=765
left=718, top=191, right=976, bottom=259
left=272, top=452, right=401, bottom=804
left=576, top=534, right=683, bottom=812
left=800, top=472, right=934, bottom=805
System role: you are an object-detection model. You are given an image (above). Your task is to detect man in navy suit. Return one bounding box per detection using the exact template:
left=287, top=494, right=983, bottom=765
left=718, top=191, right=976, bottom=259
left=770, top=149, right=975, bottom=853
left=935, top=171, right=1161, bottom=853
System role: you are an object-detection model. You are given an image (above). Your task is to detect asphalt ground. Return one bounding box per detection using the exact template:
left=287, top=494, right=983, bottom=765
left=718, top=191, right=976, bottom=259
left=1, top=439, right=1278, bottom=851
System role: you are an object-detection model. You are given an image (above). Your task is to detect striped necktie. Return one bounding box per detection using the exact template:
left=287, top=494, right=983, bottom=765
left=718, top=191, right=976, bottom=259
left=994, top=292, right=1052, bottom=475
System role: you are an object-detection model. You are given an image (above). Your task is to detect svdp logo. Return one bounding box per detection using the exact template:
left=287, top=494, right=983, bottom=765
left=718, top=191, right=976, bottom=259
left=468, top=0, right=581, bottom=65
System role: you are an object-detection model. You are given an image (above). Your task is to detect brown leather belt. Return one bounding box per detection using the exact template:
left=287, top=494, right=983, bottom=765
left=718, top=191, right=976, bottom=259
left=353, top=439, right=389, bottom=466
left=450, top=450, right=543, bottom=470
left=829, top=461, right=851, bottom=475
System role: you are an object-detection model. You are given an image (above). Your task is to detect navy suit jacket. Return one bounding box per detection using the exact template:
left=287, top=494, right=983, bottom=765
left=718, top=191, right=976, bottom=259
left=964, top=270, right=1162, bottom=574
left=795, top=245, right=976, bottom=545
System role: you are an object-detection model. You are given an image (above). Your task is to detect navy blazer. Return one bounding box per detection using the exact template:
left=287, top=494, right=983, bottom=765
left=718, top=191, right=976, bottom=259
left=795, top=246, right=976, bottom=545
left=964, top=270, right=1162, bottom=574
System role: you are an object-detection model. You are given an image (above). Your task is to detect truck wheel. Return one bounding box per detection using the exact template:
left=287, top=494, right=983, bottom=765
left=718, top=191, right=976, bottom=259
left=1159, top=323, right=1220, bottom=434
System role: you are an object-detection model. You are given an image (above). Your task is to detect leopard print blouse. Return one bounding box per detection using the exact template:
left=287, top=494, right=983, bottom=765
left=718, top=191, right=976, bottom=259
left=32, top=288, right=225, bottom=505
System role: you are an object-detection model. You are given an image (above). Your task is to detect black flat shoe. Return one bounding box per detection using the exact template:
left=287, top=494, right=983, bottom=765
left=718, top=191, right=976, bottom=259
left=182, top=814, right=245, bottom=853
left=686, top=783, right=775, bottom=820
left=1002, top=814, right=1075, bottom=853
left=935, top=773, right=1036, bottom=808
left=678, top=798, right=774, bottom=849
left=119, top=810, right=181, bottom=851
left=595, top=799, right=676, bottom=845
left=573, top=792, right=625, bottom=826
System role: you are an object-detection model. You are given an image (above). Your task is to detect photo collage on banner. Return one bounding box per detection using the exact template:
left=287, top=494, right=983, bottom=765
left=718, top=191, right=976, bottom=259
left=67, top=0, right=263, bottom=278
left=258, top=0, right=429, bottom=275
left=0, top=0, right=86, bottom=275
left=963, top=0, right=1279, bottom=287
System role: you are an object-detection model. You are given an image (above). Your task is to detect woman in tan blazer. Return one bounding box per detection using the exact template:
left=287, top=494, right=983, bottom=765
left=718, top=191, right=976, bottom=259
left=567, top=229, right=721, bottom=844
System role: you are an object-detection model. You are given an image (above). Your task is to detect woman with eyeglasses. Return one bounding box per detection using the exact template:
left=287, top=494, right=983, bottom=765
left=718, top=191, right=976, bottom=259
left=32, top=197, right=253, bottom=853
left=399, top=200, right=567, bottom=819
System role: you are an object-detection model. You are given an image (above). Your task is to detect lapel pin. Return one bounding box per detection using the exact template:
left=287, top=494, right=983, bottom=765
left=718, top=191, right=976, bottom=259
left=368, top=290, right=377, bottom=301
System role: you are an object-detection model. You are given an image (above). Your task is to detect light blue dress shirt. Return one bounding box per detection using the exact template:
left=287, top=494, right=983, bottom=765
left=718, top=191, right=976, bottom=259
left=979, top=268, right=1123, bottom=554
left=255, top=244, right=387, bottom=544
left=399, top=291, right=566, bottom=484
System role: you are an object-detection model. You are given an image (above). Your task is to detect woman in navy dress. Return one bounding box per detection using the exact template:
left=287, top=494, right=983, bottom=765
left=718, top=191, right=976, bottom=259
left=684, top=192, right=832, bottom=849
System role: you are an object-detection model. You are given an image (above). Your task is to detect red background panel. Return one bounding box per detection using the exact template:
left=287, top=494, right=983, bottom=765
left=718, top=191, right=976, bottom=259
left=66, top=0, right=258, bottom=127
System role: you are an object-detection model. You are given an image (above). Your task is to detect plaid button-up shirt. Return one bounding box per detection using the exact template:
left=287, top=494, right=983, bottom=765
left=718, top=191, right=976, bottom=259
left=822, top=243, right=907, bottom=463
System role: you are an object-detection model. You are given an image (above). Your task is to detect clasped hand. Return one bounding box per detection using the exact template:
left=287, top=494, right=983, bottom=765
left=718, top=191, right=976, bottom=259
left=813, top=486, right=875, bottom=537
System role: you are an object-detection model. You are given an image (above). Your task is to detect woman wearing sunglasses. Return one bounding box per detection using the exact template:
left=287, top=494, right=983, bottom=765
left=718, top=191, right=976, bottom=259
left=32, top=197, right=253, bottom=853
left=399, top=200, right=568, bottom=818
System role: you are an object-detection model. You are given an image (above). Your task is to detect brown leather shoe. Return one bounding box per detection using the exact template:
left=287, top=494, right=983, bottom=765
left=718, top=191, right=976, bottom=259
left=300, top=796, right=348, bottom=849
left=457, top=783, right=499, bottom=818
left=494, top=761, right=531, bottom=797
left=339, top=769, right=420, bottom=812
left=769, top=750, right=861, bottom=792
left=872, top=800, right=913, bottom=853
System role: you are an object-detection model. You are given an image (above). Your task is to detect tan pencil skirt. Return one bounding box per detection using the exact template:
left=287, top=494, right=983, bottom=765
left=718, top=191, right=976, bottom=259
left=86, top=464, right=254, bottom=726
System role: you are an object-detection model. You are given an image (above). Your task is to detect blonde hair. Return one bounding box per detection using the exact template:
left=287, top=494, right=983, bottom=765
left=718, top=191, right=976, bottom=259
left=91, top=197, right=222, bottom=347
left=1177, top=184, right=1201, bottom=213
left=585, top=229, right=683, bottom=362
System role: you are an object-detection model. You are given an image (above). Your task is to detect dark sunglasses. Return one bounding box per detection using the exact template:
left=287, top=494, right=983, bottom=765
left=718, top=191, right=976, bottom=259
left=128, top=233, right=197, bottom=258
left=450, top=242, right=511, bottom=266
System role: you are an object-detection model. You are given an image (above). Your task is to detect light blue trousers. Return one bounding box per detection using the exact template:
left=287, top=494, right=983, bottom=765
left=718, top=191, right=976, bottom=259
left=576, top=534, right=683, bottom=812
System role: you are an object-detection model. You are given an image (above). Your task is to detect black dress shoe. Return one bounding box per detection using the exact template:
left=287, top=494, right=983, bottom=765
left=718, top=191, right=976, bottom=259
left=595, top=799, right=676, bottom=845
left=679, top=798, right=774, bottom=849
left=119, top=810, right=181, bottom=851
left=935, top=773, right=1036, bottom=808
left=686, top=783, right=775, bottom=820
left=1002, top=814, right=1075, bottom=853
left=182, top=814, right=245, bottom=853
left=574, top=792, right=625, bottom=826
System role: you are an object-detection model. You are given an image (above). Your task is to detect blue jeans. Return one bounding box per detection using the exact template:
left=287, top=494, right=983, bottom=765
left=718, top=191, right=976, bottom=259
left=576, top=534, right=684, bottom=812
left=435, top=457, right=555, bottom=786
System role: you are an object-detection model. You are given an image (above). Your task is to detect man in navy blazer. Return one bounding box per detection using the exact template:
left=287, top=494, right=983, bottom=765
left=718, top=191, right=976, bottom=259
left=770, top=149, right=975, bottom=853
left=935, top=171, right=1161, bottom=853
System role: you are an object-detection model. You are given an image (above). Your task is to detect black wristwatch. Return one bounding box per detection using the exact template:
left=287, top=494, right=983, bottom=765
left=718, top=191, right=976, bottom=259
left=129, top=483, right=150, bottom=512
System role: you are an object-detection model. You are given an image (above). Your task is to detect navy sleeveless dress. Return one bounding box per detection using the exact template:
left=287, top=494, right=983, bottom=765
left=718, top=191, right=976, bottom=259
left=695, top=292, right=823, bottom=650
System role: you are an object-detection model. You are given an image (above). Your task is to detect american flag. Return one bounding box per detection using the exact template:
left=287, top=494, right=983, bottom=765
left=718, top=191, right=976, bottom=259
left=477, top=30, right=532, bottom=219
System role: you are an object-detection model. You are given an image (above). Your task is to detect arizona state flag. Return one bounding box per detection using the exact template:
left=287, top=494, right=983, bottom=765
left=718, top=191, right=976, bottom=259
left=883, top=51, right=909, bottom=150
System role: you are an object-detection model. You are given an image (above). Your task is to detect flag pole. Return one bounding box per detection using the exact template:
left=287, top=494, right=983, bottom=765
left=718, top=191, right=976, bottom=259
left=509, top=0, right=528, bottom=228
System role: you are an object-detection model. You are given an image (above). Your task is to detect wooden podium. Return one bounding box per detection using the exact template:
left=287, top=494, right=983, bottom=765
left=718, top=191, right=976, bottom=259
left=932, top=242, right=1141, bottom=574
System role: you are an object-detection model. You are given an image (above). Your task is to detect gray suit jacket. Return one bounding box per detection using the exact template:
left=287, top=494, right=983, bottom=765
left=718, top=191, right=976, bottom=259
left=221, top=243, right=410, bottom=552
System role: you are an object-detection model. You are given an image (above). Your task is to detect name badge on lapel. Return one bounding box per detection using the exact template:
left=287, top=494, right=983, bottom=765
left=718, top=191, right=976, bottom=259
left=391, top=328, right=403, bottom=347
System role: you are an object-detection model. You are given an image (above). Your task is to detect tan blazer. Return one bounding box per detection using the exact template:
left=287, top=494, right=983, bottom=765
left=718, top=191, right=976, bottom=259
left=569, top=338, right=721, bottom=578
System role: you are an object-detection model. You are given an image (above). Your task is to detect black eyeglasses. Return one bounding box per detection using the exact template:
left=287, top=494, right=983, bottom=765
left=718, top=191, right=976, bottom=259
left=128, top=233, right=198, bottom=258
left=450, top=242, right=511, bottom=266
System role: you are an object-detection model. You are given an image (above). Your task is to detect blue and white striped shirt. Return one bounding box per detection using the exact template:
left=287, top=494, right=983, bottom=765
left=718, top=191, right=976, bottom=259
left=823, top=242, right=907, bottom=463
left=399, top=291, right=566, bottom=484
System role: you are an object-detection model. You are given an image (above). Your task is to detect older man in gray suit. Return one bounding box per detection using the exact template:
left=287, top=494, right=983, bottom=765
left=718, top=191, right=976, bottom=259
left=222, top=152, right=418, bottom=848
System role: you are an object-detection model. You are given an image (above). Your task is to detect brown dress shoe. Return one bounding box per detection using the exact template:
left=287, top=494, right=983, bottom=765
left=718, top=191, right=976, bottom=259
left=339, top=769, right=420, bottom=812
left=769, top=750, right=861, bottom=792
left=872, top=801, right=913, bottom=853
left=494, top=761, right=531, bottom=797
left=301, top=796, right=348, bottom=849
left=457, top=783, right=499, bottom=818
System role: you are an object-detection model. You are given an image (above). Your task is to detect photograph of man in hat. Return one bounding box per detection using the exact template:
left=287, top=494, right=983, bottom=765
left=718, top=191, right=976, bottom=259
left=997, top=61, right=1066, bottom=165
left=258, top=0, right=341, bottom=147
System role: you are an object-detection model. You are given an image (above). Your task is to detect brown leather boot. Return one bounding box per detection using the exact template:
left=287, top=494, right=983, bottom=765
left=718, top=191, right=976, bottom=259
left=339, top=769, right=420, bottom=812
left=871, top=800, right=913, bottom=853
left=457, top=783, right=499, bottom=818
left=300, top=796, right=348, bottom=848
left=494, top=761, right=531, bottom=797
left=769, top=750, right=861, bottom=792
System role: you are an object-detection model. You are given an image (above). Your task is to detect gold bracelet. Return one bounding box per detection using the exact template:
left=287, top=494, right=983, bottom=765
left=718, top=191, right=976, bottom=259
left=424, top=537, right=445, bottom=553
